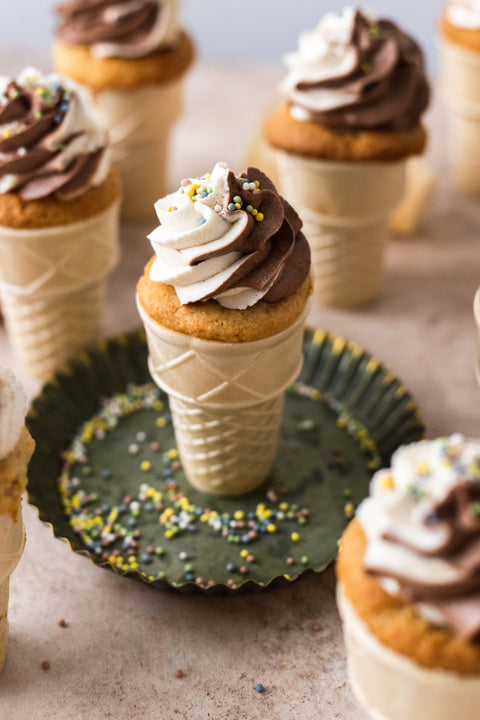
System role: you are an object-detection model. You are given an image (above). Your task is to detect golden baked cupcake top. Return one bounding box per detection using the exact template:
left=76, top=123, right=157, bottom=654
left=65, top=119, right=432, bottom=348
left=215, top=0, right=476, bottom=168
left=0, top=67, right=120, bottom=228
left=54, top=0, right=194, bottom=89
left=441, top=1, right=480, bottom=52
left=338, top=434, right=480, bottom=672
left=264, top=6, right=430, bottom=161
left=137, top=162, right=312, bottom=341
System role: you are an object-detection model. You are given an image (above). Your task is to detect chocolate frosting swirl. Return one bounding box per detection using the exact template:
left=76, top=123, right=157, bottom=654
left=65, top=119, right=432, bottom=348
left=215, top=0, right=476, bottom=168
left=358, top=436, right=480, bottom=642
left=286, top=9, right=429, bottom=132
left=57, top=0, right=180, bottom=59
left=148, top=162, right=311, bottom=309
left=0, top=68, right=109, bottom=201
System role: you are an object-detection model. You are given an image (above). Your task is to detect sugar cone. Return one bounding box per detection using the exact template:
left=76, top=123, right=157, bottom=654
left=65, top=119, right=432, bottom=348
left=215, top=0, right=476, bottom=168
left=439, top=39, right=480, bottom=193
left=275, top=152, right=406, bottom=307
left=137, top=295, right=308, bottom=495
left=0, top=510, right=25, bottom=673
left=0, top=201, right=120, bottom=382
left=474, top=288, right=480, bottom=388
left=86, top=81, right=183, bottom=220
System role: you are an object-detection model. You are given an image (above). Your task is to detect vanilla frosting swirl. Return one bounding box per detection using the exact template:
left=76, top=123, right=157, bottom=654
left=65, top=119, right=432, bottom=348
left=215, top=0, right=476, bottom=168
left=357, top=435, right=480, bottom=642
left=446, top=1, right=480, bottom=29
left=0, top=67, right=110, bottom=201
left=283, top=7, right=429, bottom=132
left=148, top=162, right=310, bottom=309
left=0, top=366, right=27, bottom=461
left=57, top=0, right=180, bottom=59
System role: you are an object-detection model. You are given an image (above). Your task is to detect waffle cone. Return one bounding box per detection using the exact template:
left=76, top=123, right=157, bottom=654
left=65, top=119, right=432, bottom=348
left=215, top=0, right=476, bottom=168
left=137, top=295, right=308, bottom=495
left=0, top=509, right=25, bottom=673
left=0, top=201, right=120, bottom=381
left=439, top=39, right=480, bottom=193
left=86, top=82, right=183, bottom=220
left=275, top=151, right=406, bottom=307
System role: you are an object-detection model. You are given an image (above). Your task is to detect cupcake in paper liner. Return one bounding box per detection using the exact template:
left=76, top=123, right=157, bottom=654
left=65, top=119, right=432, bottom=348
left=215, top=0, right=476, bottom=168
left=337, top=434, right=480, bottom=720
left=263, top=6, right=430, bottom=307
left=439, top=1, right=480, bottom=193
left=0, top=365, right=35, bottom=671
left=54, top=0, right=194, bottom=220
left=136, top=161, right=312, bottom=496
left=0, top=67, right=121, bottom=382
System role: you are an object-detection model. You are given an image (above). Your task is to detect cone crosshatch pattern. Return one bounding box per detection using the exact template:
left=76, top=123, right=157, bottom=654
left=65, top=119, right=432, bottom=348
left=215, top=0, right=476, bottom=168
left=137, top=297, right=309, bottom=494
left=275, top=153, right=406, bottom=307
left=0, top=202, right=120, bottom=381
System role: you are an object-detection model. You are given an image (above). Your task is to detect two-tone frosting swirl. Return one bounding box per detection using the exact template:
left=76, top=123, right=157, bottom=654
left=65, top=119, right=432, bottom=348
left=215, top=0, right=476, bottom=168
left=357, top=435, right=480, bottom=642
left=57, top=0, right=180, bottom=59
left=0, top=365, right=27, bottom=461
left=0, top=67, right=110, bottom=201
left=148, top=162, right=311, bottom=310
left=283, top=6, right=429, bottom=132
left=446, top=1, right=480, bottom=30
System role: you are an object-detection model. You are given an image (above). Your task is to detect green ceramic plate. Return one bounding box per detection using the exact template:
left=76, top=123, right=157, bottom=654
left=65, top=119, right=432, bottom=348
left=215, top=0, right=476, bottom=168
left=27, top=328, right=424, bottom=594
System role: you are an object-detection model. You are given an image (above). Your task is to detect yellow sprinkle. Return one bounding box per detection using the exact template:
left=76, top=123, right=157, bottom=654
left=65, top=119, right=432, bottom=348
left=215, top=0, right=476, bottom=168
left=153, top=400, right=164, bottom=411
left=156, top=417, right=167, bottom=428
left=254, top=180, right=260, bottom=188
left=165, top=529, right=175, bottom=539
left=291, top=532, right=301, bottom=543
left=279, top=502, right=289, bottom=512
left=234, top=510, right=245, bottom=520
left=284, top=574, right=291, bottom=580
left=168, top=449, right=178, bottom=459
left=128, top=555, right=137, bottom=564
left=2, top=129, right=10, bottom=138
left=255, top=213, right=264, bottom=222
left=235, top=203, right=241, bottom=209
left=240, top=549, right=249, bottom=558
left=267, top=523, right=277, bottom=533
left=381, top=475, right=395, bottom=490
left=129, top=562, right=139, bottom=570
left=140, top=460, right=152, bottom=472
left=251, top=208, right=258, bottom=216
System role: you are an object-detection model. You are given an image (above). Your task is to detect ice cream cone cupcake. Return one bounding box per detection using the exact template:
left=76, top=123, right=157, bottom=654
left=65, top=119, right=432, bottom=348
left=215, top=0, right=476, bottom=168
left=263, top=7, right=430, bottom=307
left=439, top=2, right=480, bottom=193
left=0, top=366, right=35, bottom=672
left=0, top=67, right=121, bottom=382
left=53, top=0, right=194, bottom=220
left=337, top=435, right=480, bottom=720
left=137, top=162, right=312, bottom=496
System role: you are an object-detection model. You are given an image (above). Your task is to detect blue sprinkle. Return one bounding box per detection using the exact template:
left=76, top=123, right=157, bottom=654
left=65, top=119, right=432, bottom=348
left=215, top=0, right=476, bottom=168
left=101, top=503, right=110, bottom=513
left=54, top=114, right=62, bottom=125
left=187, top=524, right=197, bottom=533
left=118, top=504, right=127, bottom=514
left=241, top=533, right=251, bottom=544
left=127, top=517, right=137, bottom=528
left=255, top=684, right=265, bottom=693
left=101, top=469, right=112, bottom=479
left=60, top=101, right=69, bottom=113
left=201, top=191, right=208, bottom=198
left=185, top=572, right=195, bottom=581
left=144, top=502, right=153, bottom=512
left=198, top=218, right=206, bottom=226
left=227, top=203, right=236, bottom=212
left=195, top=508, right=203, bottom=517
left=140, top=553, right=152, bottom=564
left=226, top=562, right=235, bottom=572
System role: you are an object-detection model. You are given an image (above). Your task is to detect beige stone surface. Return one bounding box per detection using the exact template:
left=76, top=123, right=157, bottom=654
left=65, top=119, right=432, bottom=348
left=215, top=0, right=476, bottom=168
left=0, top=54, right=479, bottom=719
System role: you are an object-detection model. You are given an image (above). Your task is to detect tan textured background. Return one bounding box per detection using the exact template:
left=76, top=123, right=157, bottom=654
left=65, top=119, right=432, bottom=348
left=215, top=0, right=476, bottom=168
left=0, top=55, right=479, bottom=720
